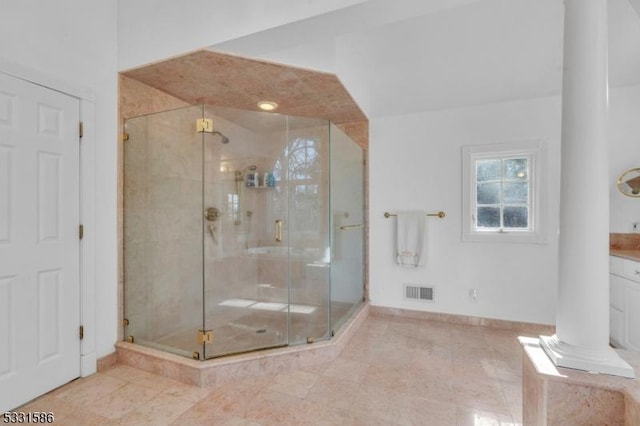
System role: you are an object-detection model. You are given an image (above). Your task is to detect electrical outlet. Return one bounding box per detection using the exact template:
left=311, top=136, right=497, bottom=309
left=633, top=222, right=640, bottom=233
left=469, top=288, right=478, bottom=302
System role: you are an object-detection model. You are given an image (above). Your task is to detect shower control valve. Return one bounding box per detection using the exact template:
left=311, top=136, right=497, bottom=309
left=205, top=207, right=221, bottom=221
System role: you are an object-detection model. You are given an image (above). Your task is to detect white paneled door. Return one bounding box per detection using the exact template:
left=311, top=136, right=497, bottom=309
left=0, top=72, right=80, bottom=411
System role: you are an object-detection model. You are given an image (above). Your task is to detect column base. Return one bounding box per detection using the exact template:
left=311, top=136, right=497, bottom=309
left=540, top=335, right=635, bottom=378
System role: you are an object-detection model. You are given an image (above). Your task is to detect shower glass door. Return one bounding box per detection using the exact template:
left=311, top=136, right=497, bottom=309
left=202, top=105, right=291, bottom=358
left=201, top=106, right=332, bottom=358
left=123, top=105, right=205, bottom=359
left=329, top=124, right=364, bottom=333
left=285, top=116, right=331, bottom=345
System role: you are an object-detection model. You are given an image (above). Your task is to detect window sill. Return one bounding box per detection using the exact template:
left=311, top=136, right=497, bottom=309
left=462, top=231, right=547, bottom=244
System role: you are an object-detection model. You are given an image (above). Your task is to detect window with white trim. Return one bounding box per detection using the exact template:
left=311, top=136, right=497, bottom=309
left=462, top=141, right=546, bottom=243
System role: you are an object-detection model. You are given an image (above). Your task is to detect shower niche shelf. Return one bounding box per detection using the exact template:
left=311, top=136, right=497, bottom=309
left=246, top=185, right=275, bottom=189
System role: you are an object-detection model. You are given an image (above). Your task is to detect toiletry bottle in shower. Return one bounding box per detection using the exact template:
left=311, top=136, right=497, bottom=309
left=246, top=172, right=256, bottom=187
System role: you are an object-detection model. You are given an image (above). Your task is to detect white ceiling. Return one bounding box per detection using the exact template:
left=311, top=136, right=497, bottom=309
left=211, top=0, right=640, bottom=118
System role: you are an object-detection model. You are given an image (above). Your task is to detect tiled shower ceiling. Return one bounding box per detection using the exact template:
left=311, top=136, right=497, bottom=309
left=121, top=50, right=368, bottom=147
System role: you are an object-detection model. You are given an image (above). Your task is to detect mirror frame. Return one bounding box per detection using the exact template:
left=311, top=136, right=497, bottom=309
left=617, top=167, right=640, bottom=197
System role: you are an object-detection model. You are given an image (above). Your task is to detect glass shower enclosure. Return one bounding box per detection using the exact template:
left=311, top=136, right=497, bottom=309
left=123, top=104, right=364, bottom=360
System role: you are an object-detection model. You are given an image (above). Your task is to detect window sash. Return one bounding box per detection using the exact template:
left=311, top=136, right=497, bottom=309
left=461, top=140, right=546, bottom=244
left=473, top=155, right=533, bottom=232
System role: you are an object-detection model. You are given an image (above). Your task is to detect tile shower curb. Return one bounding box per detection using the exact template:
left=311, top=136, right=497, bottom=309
left=114, top=302, right=370, bottom=387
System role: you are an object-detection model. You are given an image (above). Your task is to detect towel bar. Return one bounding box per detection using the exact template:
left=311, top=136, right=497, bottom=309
left=384, top=211, right=445, bottom=219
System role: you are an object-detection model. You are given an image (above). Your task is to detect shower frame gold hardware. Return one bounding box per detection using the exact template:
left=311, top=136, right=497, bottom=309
left=196, top=118, right=214, bottom=133
left=275, top=219, right=283, bottom=242
left=198, top=329, right=214, bottom=344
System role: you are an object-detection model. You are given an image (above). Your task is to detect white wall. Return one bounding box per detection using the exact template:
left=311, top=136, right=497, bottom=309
left=117, top=0, right=369, bottom=70
left=369, top=85, right=640, bottom=325
left=609, top=84, right=640, bottom=233
left=369, top=96, right=562, bottom=325
left=0, top=1, right=119, bottom=357
left=0, top=0, right=635, bottom=362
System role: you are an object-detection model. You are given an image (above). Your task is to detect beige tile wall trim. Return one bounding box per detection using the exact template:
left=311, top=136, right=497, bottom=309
left=96, top=352, right=118, bottom=372
left=370, top=305, right=555, bottom=335
left=522, top=340, right=640, bottom=424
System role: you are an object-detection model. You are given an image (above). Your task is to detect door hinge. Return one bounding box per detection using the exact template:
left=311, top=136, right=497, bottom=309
left=79, top=325, right=84, bottom=340
left=122, top=133, right=130, bottom=142
left=197, top=329, right=214, bottom=344
left=196, top=118, right=214, bottom=133
left=79, top=122, right=84, bottom=139
left=79, top=224, right=84, bottom=240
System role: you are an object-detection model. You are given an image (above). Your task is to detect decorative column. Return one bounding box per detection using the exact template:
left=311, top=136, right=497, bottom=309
left=539, top=0, right=634, bottom=378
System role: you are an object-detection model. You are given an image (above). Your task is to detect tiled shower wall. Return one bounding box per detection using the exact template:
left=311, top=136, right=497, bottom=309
left=122, top=94, right=335, bottom=344
left=119, top=76, right=191, bottom=343
left=123, top=106, right=204, bottom=341
left=201, top=110, right=332, bottom=318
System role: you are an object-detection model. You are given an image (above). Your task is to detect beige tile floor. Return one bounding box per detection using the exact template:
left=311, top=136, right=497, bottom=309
left=18, top=315, right=538, bottom=425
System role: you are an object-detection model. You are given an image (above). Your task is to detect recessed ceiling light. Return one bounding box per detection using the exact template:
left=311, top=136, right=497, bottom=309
left=257, top=101, right=278, bottom=111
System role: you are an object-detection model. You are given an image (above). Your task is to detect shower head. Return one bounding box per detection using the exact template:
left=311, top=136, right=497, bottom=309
left=213, top=131, right=230, bottom=144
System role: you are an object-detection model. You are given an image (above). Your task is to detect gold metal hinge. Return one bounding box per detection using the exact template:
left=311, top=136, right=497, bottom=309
left=79, top=225, right=84, bottom=240
left=79, top=325, right=84, bottom=340
left=196, top=118, right=214, bottom=133
left=122, top=133, right=129, bottom=141
left=122, top=318, right=129, bottom=327
left=197, top=329, right=213, bottom=344
left=79, top=122, right=84, bottom=139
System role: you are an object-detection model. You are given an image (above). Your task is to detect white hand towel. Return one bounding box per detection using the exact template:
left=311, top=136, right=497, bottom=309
left=396, top=211, right=427, bottom=267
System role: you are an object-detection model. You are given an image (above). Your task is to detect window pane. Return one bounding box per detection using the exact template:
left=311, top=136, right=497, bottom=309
left=503, top=206, right=528, bottom=228
left=503, top=182, right=528, bottom=204
left=476, top=160, right=501, bottom=181
left=503, top=158, right=528, bottom=180
left=477, top=207, right=500, bottom=228
left=477, top=182, right=500, bottom=204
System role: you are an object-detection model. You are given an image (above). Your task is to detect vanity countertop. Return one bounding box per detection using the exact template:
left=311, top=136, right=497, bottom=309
left=610, top=249, right=640, bottom=263
left=610, top=233, right=640, bottom=262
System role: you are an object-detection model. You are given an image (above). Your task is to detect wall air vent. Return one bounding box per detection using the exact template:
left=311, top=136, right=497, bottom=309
left=404, top=284, right=434, bottom=302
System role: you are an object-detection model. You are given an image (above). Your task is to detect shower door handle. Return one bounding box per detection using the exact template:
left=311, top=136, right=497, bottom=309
left=275, top=220, right=283, bottom=243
